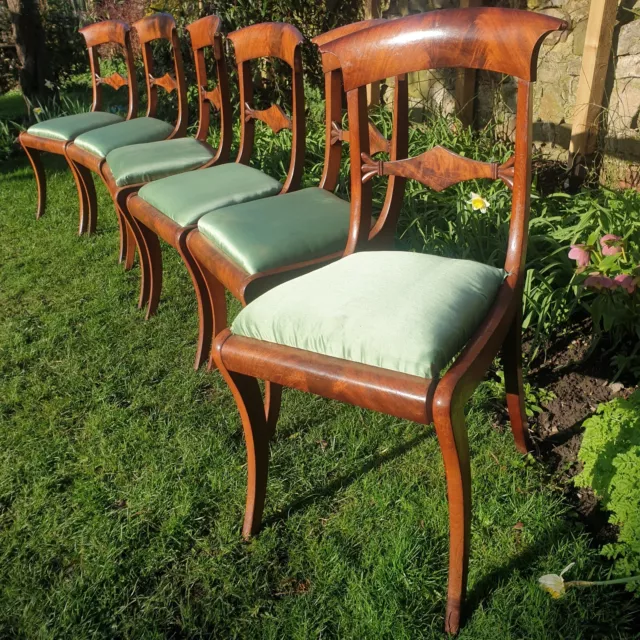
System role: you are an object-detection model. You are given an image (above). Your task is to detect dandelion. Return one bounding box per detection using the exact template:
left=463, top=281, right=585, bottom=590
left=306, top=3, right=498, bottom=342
left=568, top=244, right=590, bottom=268
left=467, top=192, right=489, bottom=213
left=600, top=234, right=622, bottom=256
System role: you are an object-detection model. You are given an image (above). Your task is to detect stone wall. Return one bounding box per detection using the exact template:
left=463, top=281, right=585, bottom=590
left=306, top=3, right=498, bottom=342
left=380, top=0, right=640, bottom=187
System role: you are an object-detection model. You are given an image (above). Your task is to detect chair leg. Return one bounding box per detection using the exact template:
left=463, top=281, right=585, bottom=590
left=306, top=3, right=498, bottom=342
left=433, top=399, right=472, bottom=636
left=265, top=382, right=282, bottom=432
left=21, top=142, right=46, bottom=219
left=218, top=365, right=275, bottom=539
left=136, top=222, right=162, bottom=320
left=69, top=160, right=97, bottom=236
left=115, top=195, right=150, bottom=310
left=501, top=308, right=530, bottom=454
left=176, top=227, right=216, bottom=370
left=123, top=220, right=137, bottom=271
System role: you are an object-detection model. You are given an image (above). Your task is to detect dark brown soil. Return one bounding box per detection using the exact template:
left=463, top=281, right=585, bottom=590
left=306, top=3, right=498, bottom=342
left=522, top=322, right=637, bottom=543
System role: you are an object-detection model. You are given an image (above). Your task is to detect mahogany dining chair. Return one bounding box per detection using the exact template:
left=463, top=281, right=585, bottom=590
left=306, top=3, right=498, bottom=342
left=97, top=14, right=231, bottom=301
left=181, top=19, right=407, bottom=375
left=66, top=13, right=189, bottom=269
left=18, top=19, right=138, bottom=232
left=123, top=22, right=307, bottom=369
left=208, top=8, right=566, bottom=634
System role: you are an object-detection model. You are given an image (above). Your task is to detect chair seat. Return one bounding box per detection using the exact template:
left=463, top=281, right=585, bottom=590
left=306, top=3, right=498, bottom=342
left=231, top=251, right=506, bottom=378
left=137, top=163, right=282, bottom=228
left=198, top=187, right=351, bottom=275
left=27, top=112, right=124, bottom=142
left=73, top=117, right=175, bottom=159
left=106, top=138, right=215, bottom=187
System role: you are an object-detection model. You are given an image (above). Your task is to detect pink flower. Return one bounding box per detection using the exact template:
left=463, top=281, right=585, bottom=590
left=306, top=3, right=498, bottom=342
left=600, top=234, right=622, bottom=256
left=614, top=274, right=636, bottom=294
left=584, top=273, right=617, bottom=290
left=568, top=244, right=590, bottom=268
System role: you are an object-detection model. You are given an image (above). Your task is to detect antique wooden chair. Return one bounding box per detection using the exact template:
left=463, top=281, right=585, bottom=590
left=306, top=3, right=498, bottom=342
left=208, top=9, right=566, bottom=634
left=66, top=13, right=189, bottom=268
left=98, top=14, right=231, bottom=286
left=123, top=22, right=306, bottom=369
left=18, top=19, right=138, bottom=231
left=181, top=19, right=407, bottom=373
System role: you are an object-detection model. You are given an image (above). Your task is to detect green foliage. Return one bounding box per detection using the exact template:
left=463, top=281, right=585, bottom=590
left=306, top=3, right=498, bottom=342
left=575, top=391, right=640, bottom=592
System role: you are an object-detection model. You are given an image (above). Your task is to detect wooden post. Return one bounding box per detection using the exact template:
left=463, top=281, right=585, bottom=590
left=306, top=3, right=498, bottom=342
left=568, top=0, right=618, bottom=168
left=364, top=0, right=381, bottom=106
left=455, top=0, right=482, bottom=127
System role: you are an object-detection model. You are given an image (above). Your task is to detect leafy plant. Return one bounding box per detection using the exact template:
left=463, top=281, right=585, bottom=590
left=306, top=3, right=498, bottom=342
left=575, top=391, right=640, bottom=593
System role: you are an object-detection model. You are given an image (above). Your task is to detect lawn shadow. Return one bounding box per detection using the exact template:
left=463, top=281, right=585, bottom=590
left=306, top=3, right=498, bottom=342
left=262, top=428, right=436, bottom=529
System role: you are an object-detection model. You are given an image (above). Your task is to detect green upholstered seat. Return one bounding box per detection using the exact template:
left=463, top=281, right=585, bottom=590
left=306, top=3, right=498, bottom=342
left=138, top=163, right=282, bottom=228
left=73, top=117, right=174, bottom=159
left=198, top=187, right=351, bottom=275
left=106, top=138, right=215, bottom=187
left=27, top=112, right=124, bottom=142
left=232, top=251, right=507, bottom=378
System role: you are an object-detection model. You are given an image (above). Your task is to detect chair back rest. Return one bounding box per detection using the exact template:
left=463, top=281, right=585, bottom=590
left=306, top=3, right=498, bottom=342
left=133, top=13, right=188, bottom=138
left=228, top=23, right=305, bottom=193
left=312, top=19, right=387, bottom=194
left=186, top=15, right=232, bottom=162
left=319, top=8, right=566, bottom=279
left=79, top=20, right=138, bottom=120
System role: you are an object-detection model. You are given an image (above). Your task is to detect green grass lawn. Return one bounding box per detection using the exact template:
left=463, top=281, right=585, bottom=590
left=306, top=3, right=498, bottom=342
left=0, top=155, right=638, bottom=638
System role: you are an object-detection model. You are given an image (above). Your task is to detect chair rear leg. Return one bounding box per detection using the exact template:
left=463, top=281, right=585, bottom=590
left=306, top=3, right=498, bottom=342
left=217, top=363, right=275, bottom=539
left=265, top=382, right=282, bottom=432
left=123, top=220, right=137, bottom=271
left=501, top=308, right=530, bottom=454
left=21, top=142, right=46, bottom=219
left=134, top=222, right=163, bottom=320
left=115, top=192, right=150, bottom=310
left=177, top=227, right=215, bottom=370
left=433, top=397, right=472, bottom=636
left=69, top=160, right=97, bottom=236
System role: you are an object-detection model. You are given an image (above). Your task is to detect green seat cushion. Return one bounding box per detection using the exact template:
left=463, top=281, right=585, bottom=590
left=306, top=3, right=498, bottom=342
left=27, top=112, right=123, bottom=142
left=198, top=187, right=351, bottom=275
left=73, top=117, right=174, bottom=159
left=232, top=251, right=506, bottom=378
left=106, top=138, right=215, bottom=187
left=138, top=163, right=282, bottom=228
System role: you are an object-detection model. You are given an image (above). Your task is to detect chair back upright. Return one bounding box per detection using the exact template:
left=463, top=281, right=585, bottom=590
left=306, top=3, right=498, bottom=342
left=227, top=22, right=305, bottom=193
left=186, top=14, right=232, bottom=162
left=319, top=8, right=567, bottom=280
left=79, top=20, right=138, bottom=120
left=133, top=13, right=189, bottom=139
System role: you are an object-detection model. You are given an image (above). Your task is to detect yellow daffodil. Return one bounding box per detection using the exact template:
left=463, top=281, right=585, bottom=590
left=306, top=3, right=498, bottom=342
left=33, top=107, right=43, bottom=115
left=538, top=563, right=574, bottom=598
left=467, top=192, right=489, bottom=213
left=44, top=79, right=55, bottom=90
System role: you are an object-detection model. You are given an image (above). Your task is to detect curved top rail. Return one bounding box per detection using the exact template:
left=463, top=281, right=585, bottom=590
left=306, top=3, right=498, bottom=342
left=228, top=22, right=304, bottom=68
left=319, top=8, right=567, bottom=90
left=313, top=18, right=386, bottom=73
left=186, top=14, right=223, bottom=51
left=133, top=12, right=177, bottom=44
left=79, top=20, right=130, bottom=48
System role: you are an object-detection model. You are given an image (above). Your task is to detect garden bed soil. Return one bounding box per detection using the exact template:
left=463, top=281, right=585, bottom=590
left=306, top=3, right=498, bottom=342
left=514, top=323, right=636, bottom=543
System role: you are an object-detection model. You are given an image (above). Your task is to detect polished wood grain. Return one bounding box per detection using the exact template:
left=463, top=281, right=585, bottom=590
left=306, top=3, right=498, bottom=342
left=360, top=145, right=516, bottom=191
left=19, top=19, right=137, bottom=224
left=208, top=10, right=566, bottom=635
left=149, top=71, right=178, bottom=94
left=319, top=8, right=568, bottom=91
left=244, top=102, right=292, bottom=134
left=228, top=22, right=303, bottom=68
